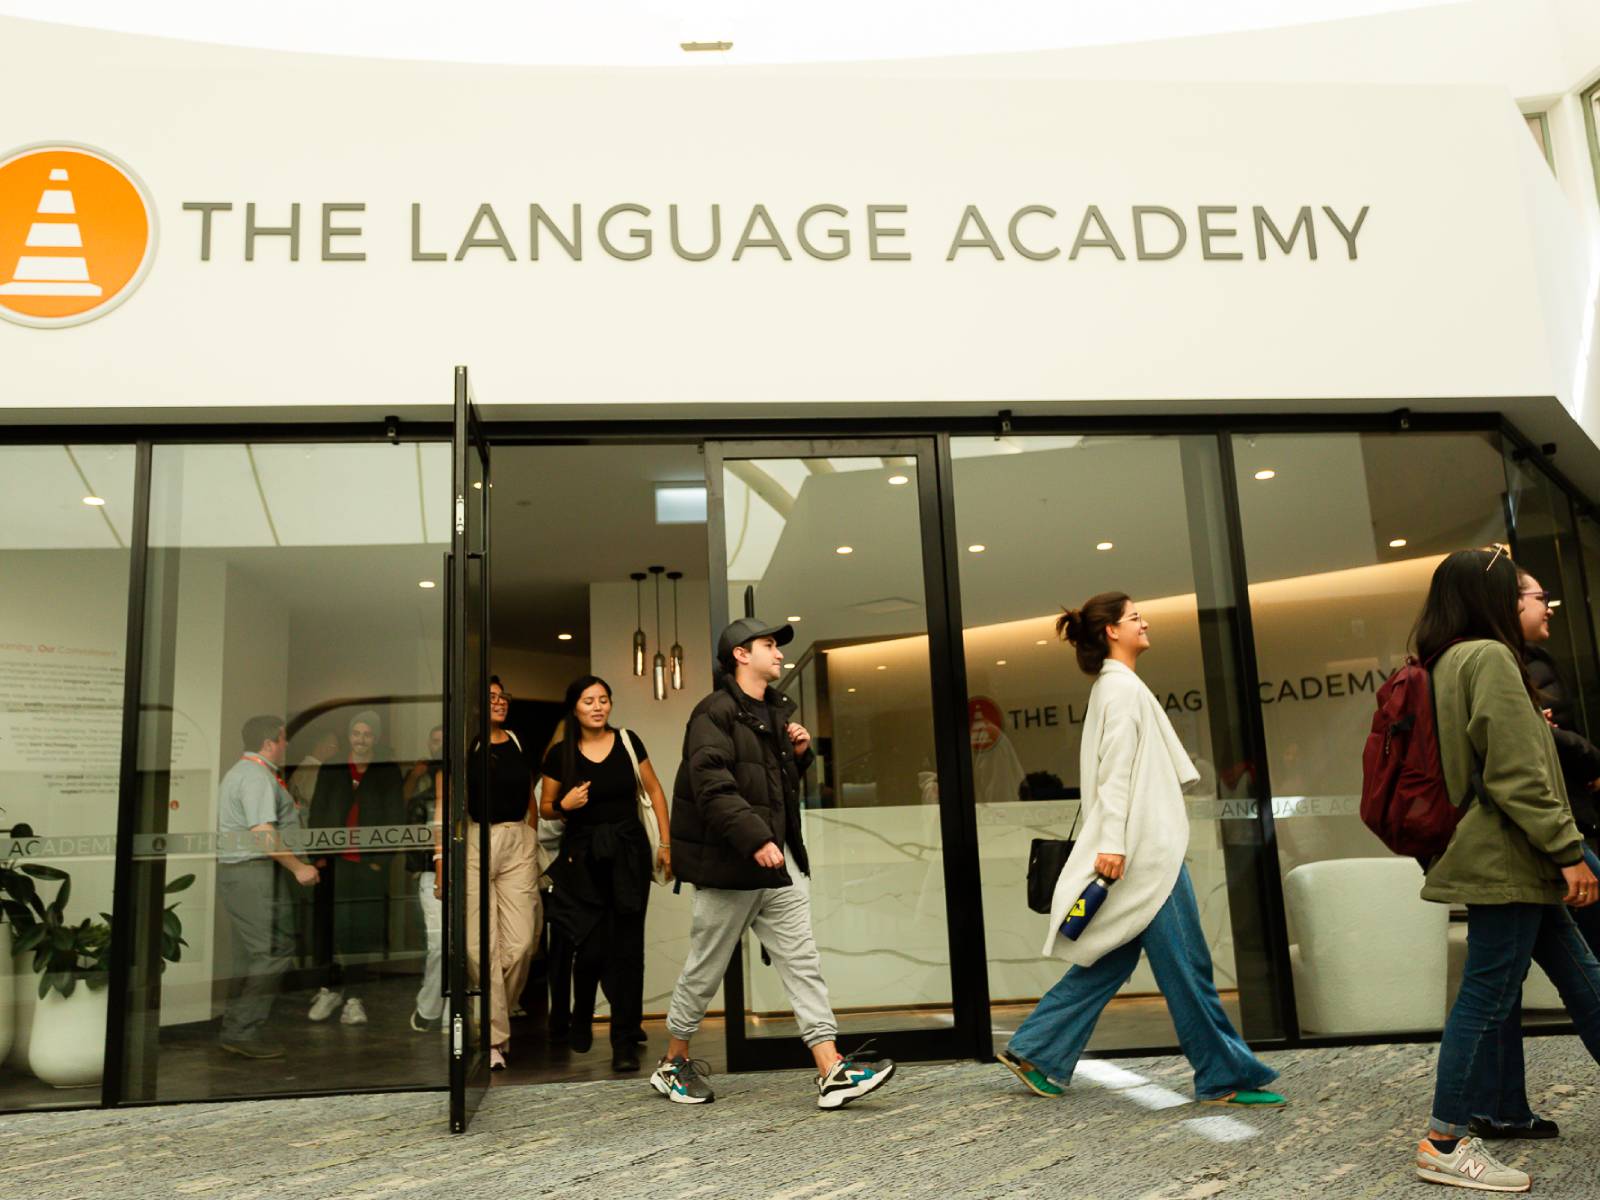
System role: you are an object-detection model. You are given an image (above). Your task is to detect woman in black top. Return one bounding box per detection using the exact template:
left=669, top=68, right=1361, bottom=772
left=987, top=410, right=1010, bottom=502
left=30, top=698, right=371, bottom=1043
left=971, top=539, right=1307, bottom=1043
left=540, top=675, right=670, bottom=1073
left=434, top=678, right=539, bottom=1070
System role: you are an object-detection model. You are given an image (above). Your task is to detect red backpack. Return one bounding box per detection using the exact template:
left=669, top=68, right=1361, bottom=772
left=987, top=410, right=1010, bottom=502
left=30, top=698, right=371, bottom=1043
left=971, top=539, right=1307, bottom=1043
left=1359, top=644, right=1476, bottom=859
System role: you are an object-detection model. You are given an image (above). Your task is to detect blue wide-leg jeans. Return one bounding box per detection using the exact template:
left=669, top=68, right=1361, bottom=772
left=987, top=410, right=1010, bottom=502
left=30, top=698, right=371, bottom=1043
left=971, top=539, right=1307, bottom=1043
left=1007, top=865, right=1278, bottom=1101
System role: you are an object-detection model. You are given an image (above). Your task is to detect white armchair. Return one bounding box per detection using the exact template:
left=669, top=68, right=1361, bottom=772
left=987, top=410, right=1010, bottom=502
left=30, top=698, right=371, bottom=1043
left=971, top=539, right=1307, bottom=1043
left=1286, top=857, right=1448, bottom=1035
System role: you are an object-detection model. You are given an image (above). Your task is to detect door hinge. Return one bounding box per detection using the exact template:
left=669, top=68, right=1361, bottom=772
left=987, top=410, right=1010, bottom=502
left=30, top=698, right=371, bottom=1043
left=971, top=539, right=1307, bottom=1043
left=454, top=495, right=465, bottom=535
left=452, top=1014, right=464, bottom=1058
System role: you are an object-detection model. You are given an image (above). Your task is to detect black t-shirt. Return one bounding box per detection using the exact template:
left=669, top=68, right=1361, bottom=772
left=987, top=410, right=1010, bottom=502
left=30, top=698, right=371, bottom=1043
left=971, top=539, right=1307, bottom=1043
left=468, top=734, right=533, bottom=825
left=542, top=731, right=647, bottom=827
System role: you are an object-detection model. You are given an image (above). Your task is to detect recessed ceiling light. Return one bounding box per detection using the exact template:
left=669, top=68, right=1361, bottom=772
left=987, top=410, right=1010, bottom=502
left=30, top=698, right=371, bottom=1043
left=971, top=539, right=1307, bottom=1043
left=847, top=687, right=857, bottom=693
left=887, top=474, right=910, bottom=486
left=82, top=495, right=106, bottom=506
left=1388, top=537, right=1408, bottom=548
left=1254, top=469, right=1277, bottom=481
left=1550, top=599, right=1563, bottom=608
left=836, top=545, right=854, bottom=555
left=418, top=580, right=436, bottom=589
left=1035, top=639, right=1048, bottom=645
left=876, top=664, right=887, bottom=671
left=1096, top=541, right=1114, bottom=551
left=996, top=659, right=1008, bottom=666
left=968, top=544, right=987, bottom=553
left=472, top=481, right=482, bottom=489
left=557, top=632, right=573, bottom=641
left=783, top=662, right=797, bottom=670
left=787, top=615, right=802, bottom=623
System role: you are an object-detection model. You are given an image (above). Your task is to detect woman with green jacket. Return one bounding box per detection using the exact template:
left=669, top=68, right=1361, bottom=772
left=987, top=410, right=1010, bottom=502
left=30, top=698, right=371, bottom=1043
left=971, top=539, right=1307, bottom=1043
left=1412, top=547, right=1600, bottom=1193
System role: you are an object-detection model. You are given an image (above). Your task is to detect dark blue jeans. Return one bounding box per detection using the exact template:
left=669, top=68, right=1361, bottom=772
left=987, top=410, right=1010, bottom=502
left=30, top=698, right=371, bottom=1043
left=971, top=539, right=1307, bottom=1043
left=1432, top=890, right=1600, bottom=1136
left=1008, top=866, right=1278, bottom=1101
left=1474, top=844, right=1600, bottom=1127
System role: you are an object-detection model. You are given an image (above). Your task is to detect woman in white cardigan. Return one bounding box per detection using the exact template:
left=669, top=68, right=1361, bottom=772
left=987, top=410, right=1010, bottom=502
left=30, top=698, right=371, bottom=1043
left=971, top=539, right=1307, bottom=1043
left=997, top=592, right=1284, bottom=1106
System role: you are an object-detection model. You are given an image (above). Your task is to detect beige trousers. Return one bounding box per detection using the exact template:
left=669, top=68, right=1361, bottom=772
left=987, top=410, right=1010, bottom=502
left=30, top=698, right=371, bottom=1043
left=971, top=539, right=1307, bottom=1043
left=465, top=821, right=541, bottom=1048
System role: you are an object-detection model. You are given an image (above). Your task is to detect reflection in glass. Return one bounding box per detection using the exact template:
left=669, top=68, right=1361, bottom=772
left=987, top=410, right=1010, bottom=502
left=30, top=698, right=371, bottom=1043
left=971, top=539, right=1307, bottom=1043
left=0, top=445, right=135, bottom=1109
left=121, top=442, right=450, bottom=1102
left=1232, top=431, right=1508, bottom=1036
left=720, top=455, right=952, bottom=1034
left=951, top=435, right=1280, bottom=1051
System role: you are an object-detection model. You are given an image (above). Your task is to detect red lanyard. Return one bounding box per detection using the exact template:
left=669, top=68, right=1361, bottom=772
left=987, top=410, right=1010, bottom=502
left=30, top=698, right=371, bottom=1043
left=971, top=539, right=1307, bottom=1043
left=241, top=753, right=286, bottom=789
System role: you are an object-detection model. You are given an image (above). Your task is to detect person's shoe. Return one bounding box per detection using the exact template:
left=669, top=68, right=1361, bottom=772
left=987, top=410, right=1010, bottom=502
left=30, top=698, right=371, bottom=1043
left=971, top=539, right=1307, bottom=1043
left=340, top=998, right=368, bottom=1026
left=511, top=1004, right=527, bottom=1018
left=631, top=1028, right=649, bottom=1045
left=996, top=1048, right=1063, bottom=1097
left=307, top=987, right=343, bottom=1022
left=490, top=1047, right=507, bottom=1070
left=1469, top=1116, right=1559, bottom=1141
left=219, top=1038, right=286, bottom=1060
left=1415, top=1136, right=1531, bottom=1192
left=612, top=1046, right=641, bottom=1073
left=1202, top=1090, right=1287, bottom=1107
left=650, top=1055, right=714, bottom=1104
left=568, top=1022, right=593, bottom=1053
left=410, top=1009, right=442, bottom=1034
left=818, top=1042, right=896, bottom=1110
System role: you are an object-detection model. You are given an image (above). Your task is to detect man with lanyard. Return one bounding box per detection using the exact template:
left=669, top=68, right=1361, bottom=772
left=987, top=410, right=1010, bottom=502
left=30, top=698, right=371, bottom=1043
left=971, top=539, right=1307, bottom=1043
left=216, top=715, right=320, bottom=1058
left=651, top=618, right=895, bottom=1109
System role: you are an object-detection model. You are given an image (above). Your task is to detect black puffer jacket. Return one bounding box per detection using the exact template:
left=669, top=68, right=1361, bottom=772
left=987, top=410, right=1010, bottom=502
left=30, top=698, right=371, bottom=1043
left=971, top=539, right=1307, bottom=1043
left=1527, top=644, right=1600, bottom=837
left=670, top=677, right=815, bottom=890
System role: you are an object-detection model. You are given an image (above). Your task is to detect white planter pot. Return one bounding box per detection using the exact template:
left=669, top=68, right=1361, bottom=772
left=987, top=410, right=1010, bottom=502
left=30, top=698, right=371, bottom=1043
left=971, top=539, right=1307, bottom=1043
left=6, top=949, right=33, bottom=1071
left=0, top=924, right=13, bottom=1064
left=28, top=980, right=107, bottom=1088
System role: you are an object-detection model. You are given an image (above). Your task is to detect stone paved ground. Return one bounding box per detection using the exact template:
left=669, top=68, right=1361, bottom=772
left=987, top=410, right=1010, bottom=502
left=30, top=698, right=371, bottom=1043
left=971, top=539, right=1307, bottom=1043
left=6, top=1037, right=1600, bottom=1199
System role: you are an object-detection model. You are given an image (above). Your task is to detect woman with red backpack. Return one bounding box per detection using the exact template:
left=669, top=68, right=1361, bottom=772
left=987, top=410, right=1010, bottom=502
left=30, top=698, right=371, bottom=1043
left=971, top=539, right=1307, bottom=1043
left=1410, top=546, right=1600, bottom=1193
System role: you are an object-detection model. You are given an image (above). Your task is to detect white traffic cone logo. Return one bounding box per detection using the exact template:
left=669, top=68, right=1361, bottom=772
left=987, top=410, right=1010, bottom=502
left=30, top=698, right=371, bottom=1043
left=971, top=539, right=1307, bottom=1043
left=0, top=168, right=104, bottom=297
left=0, top=143, right=157, bottom=328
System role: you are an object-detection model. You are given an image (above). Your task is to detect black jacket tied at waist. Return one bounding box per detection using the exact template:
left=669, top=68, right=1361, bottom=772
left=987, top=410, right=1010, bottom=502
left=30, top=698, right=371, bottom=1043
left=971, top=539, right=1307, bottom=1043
left=546, top=816, right=651, bottom=944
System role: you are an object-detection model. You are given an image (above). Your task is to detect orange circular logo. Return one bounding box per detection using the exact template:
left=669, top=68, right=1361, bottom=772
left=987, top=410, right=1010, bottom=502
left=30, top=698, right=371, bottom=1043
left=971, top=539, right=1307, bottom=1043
left=0, top=143, right=156, bottom=328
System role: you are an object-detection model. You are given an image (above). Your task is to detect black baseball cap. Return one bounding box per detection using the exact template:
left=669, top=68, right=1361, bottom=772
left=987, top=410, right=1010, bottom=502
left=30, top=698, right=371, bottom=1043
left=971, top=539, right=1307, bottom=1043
left=717, top=617, right=795, bottom=665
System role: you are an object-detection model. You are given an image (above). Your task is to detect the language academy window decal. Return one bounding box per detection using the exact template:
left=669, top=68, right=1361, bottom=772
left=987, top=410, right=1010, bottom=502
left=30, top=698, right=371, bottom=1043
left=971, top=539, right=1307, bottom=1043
left=0, top=143, right=157, bottom=329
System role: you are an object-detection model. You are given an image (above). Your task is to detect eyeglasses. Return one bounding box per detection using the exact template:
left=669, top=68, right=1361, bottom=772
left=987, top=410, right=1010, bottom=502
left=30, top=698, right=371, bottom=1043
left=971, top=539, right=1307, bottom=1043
left=488, top=691, right=511, bottom=705
left=1484, top=543, right=1512, bottom=572
left=1520, top=590, right=1552, bottom=605
left=1118, top=612, right=1144, bottom=625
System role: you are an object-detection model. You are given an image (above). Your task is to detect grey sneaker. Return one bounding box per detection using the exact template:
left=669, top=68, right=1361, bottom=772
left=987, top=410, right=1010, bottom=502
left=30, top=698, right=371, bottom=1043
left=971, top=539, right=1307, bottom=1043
left=1415, top=1136, right=1530, bottom=1192
left=650, top=1056, right=714, bottom=1104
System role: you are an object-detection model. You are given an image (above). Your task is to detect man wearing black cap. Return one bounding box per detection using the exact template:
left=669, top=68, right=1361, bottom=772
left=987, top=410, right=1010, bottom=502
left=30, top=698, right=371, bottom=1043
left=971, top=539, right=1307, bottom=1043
left=649, top=618, right=895, bottom=1109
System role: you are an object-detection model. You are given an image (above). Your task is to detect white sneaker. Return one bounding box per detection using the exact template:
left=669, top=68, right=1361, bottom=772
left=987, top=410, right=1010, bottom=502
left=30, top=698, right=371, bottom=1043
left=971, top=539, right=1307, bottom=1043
left=1415, top=1136, right=1530, bottom=1192
left=308, top=987, right=343, bottom=1022
left=340, top=997, right=369, bottom=1026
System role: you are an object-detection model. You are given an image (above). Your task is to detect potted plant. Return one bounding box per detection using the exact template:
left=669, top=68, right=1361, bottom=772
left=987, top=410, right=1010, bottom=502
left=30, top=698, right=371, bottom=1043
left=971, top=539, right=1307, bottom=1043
left=1, top=863, right=193, bottom=1087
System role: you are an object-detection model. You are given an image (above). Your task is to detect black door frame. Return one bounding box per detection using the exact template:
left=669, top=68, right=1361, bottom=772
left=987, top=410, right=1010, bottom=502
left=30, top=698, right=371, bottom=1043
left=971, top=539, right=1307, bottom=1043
left=447, top=366, right=494, bottom=1131
left=703, top=437, right=992, bottom=1070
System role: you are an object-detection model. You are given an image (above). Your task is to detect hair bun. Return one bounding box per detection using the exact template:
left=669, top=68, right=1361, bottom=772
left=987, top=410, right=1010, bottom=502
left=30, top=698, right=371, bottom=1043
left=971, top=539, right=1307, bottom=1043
left=1058, top=607, right=1084, bottom=645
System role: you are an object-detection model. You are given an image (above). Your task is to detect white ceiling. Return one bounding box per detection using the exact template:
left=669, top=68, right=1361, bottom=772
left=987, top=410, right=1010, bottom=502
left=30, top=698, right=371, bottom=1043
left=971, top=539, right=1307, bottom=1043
left=0, top=2, right=1454, bottom=66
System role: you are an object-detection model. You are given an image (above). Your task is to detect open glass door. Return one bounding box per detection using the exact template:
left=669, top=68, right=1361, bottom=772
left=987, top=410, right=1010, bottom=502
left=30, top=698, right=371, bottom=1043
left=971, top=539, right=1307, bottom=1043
left=705, top=438, right=989, bottom=1071
left=447, top=366, right=492, bottom=1131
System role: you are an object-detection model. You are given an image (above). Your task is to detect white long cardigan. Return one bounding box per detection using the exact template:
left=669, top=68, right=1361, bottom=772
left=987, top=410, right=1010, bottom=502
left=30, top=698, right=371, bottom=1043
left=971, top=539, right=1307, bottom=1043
left=1040, top=659, right=1200, bottom=966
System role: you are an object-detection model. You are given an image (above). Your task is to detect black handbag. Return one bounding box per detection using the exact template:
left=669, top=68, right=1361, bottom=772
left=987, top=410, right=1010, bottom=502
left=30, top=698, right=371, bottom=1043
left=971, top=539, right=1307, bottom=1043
left=1025, top=807, right=1081, bottom=914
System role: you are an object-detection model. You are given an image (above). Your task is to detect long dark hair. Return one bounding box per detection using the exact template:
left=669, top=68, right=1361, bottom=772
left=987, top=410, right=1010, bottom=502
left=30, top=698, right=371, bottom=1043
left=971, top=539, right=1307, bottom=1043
left=556, top=674, right=613, bottom=794
left=1056, top=591, right=1131, bottom=677
left=1414, top=548, right=1536, bottom=699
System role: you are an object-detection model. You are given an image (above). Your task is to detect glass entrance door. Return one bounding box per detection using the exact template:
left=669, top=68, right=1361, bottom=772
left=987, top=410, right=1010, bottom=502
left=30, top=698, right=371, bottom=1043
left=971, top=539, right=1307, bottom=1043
left=447, top=367, right=491, bottom=1131
left=704, top=439, right=987, bottom=1070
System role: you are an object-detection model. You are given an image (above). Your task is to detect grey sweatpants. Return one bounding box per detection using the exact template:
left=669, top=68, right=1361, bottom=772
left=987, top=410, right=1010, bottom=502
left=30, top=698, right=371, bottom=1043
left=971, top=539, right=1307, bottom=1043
left=666, top=851, right=838, bottom=1048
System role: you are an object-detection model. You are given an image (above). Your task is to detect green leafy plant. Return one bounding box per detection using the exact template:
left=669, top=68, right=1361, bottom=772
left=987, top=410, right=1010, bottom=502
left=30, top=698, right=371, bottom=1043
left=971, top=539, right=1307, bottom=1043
left=0, top=863, right=194, bottom=999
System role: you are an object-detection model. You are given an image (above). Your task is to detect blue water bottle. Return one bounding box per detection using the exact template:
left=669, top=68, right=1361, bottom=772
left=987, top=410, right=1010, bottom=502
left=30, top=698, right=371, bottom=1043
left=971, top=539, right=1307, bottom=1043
left=1059, top=875, right=1116, bottom=941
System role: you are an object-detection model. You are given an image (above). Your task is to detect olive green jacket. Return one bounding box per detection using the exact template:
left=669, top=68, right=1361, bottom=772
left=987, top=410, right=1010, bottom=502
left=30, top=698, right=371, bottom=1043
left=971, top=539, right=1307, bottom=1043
left=1421, top=639, right=1585, bottom=906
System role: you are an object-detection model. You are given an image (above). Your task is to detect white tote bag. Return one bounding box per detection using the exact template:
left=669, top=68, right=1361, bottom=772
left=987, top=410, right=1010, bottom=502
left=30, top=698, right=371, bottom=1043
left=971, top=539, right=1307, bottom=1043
left=617, top=727, right=669, bottom=886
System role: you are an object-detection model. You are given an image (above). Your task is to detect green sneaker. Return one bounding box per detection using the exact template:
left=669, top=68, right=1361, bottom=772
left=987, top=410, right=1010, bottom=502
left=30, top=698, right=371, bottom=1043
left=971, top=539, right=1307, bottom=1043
left=997, top=1048, right=1063, bottom=1097
left=1203, top=1089, right=1287, bottom=1107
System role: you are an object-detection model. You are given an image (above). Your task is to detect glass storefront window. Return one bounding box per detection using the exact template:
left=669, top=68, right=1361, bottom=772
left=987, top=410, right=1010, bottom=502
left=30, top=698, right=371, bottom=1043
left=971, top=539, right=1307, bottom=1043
left=118, top=442, right=451, bottom=1102
left=952, top=434, right=1285, bottom=1051
left=0, top=444, right=136, bottom=1107
left=1231, top=430, right=1508, bottom=1036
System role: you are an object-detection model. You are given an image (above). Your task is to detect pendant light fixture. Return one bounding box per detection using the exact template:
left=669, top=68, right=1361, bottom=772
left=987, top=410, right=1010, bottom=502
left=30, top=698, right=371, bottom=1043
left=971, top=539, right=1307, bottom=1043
left=649, top=566, right=667, bottom=701
left=630, top=572, right=647, bottom=677
left=668, top=570, right=685, bottom=690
